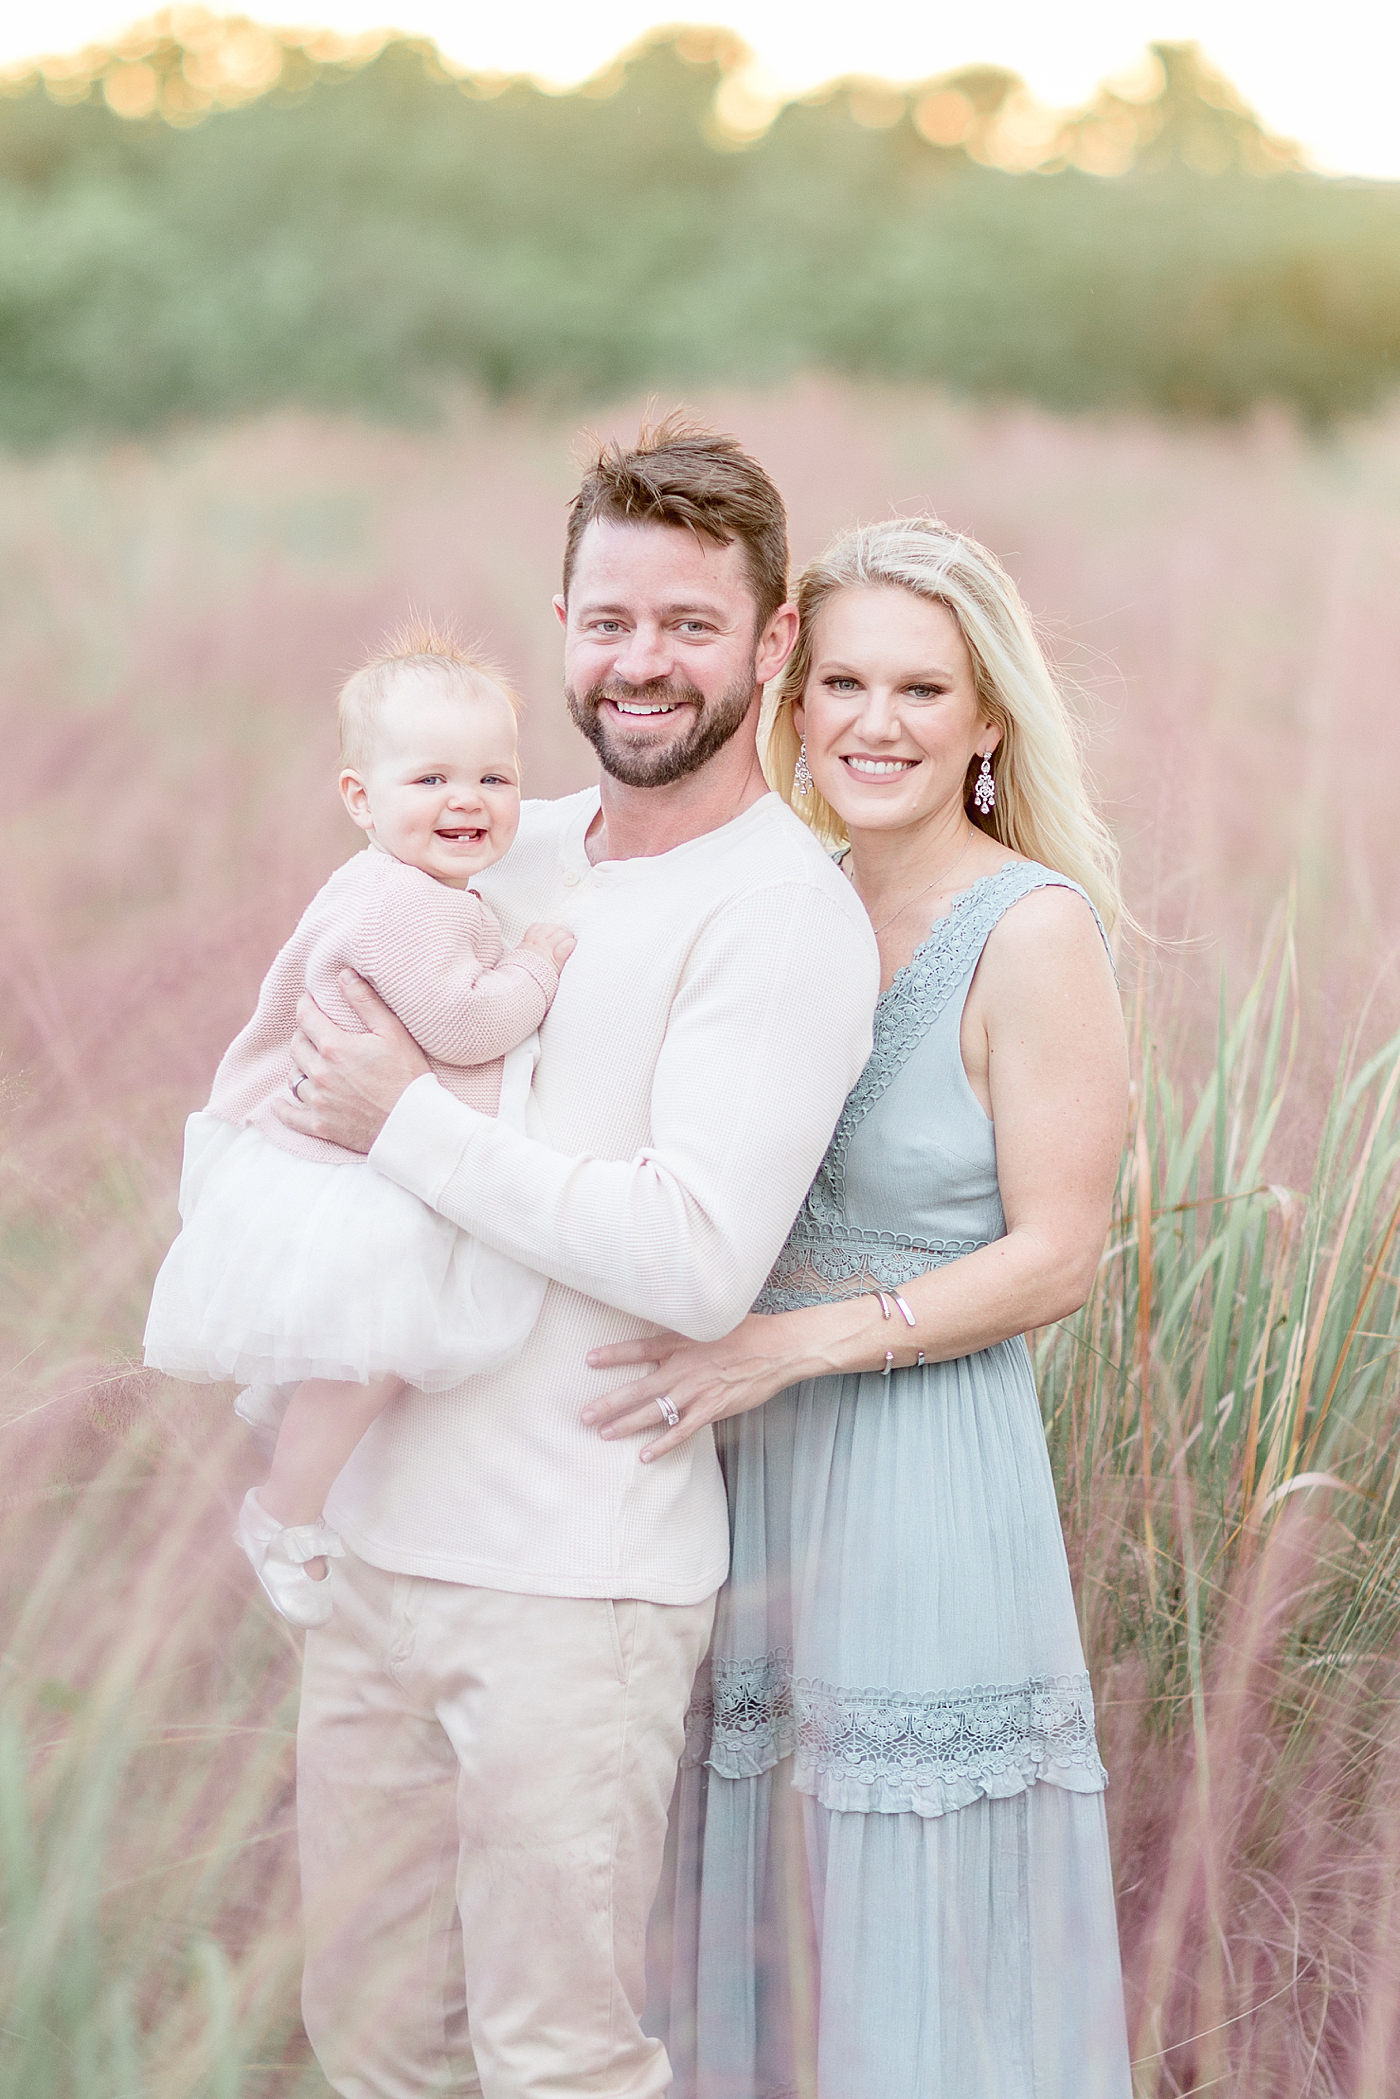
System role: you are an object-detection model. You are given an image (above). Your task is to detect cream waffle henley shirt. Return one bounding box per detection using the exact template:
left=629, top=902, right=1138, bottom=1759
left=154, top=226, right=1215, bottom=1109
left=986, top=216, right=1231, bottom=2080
left=325, top=787, right=879, bottom=1604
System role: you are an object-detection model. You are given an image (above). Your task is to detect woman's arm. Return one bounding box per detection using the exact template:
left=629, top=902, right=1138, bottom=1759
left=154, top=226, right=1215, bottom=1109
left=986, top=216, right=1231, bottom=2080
left=584, top=886, right=1129, bottom=1457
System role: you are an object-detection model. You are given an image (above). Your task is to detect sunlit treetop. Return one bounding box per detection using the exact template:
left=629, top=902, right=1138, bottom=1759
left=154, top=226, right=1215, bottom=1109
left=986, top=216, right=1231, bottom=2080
left=0, top=6, right=1305, bottom=179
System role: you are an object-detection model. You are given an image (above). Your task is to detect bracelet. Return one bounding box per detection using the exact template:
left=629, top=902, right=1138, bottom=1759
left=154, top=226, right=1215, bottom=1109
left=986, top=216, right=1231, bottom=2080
left=865, top=1289, right=918, bottom=1377
left=867, top=1289, right=917, bottom=1328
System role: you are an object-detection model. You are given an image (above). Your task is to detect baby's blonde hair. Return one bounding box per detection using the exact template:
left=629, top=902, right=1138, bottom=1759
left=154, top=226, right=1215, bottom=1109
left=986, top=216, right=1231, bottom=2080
left=338, top=617, right=520, bottom=771
left=762, top=518, right=1122, bottom=932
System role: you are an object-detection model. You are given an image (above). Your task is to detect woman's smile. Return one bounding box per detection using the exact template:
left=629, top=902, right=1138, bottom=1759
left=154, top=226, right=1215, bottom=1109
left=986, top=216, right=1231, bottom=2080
left=841, top=754, right=920, bottom=777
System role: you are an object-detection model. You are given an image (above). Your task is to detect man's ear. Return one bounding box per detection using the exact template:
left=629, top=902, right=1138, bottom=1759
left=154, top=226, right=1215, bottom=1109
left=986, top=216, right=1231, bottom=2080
left=755, top=601, right=799, bottom=688
left=339, top=769, right=374, bottom=834
left=553, top=594, right=568, bottom=630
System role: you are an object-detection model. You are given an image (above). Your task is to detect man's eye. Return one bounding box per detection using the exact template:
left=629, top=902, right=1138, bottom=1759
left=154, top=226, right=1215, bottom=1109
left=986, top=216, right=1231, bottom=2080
left=593, top=620, right=623, bottom=634
left=678, top=621, right=712, bottom=636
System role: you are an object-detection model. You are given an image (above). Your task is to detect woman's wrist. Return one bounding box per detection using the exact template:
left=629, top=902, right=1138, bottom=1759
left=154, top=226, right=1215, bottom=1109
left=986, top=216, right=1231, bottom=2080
left=780, top=1293, right=917, bottom=1384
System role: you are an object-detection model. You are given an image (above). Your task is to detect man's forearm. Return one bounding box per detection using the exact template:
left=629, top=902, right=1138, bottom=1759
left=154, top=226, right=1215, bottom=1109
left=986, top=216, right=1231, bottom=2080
left=368, top=882, right=879, bottom=1335
left=370, top=1074, right=830, bottom=1340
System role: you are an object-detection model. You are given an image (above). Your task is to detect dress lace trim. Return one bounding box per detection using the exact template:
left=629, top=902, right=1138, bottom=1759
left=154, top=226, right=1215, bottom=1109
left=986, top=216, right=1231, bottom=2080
left=683, top=1649, right=1108, bottom=1817
left=756, top=1226, right=986, bottom=1312
left=754, top=866, right=1099, bottom=1315
left=818, top=863, right=1082, bottom=1215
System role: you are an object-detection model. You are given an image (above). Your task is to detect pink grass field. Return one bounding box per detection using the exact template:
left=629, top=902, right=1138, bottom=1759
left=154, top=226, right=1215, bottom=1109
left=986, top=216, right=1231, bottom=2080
left=3, top=382, right=1400, bottom=2095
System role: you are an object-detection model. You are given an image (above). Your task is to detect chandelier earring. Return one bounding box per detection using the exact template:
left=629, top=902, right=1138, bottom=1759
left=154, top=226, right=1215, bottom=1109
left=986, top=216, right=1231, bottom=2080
left=794, top=737, right=812, bottom=798
left=973, top=751, right=996, bottom=817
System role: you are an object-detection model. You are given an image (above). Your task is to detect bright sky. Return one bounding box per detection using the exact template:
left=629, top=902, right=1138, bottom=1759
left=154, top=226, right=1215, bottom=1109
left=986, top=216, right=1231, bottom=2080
left=4, top=0, right=1398, bottom=180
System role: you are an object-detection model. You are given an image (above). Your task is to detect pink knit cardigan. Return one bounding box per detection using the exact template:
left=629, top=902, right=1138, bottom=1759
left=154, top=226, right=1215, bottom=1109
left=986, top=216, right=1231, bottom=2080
left=209, top=847, right=559, bottom=1167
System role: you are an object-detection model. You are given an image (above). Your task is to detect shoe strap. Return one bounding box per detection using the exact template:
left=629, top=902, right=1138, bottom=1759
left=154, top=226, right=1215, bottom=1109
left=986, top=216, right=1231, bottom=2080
left=275, top=1526, right=346, bottom=1567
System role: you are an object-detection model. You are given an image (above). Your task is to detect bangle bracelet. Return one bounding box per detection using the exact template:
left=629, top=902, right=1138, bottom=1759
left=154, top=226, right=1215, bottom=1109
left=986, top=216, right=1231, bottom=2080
left=865, top=1289, right=918, bottom=1378
left=867, top=1289, right=916, bottom=1328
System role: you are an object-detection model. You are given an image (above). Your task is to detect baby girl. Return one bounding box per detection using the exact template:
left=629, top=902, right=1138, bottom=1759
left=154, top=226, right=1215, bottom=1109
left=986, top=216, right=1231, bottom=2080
left=144, top=623, right=574, bottom=1626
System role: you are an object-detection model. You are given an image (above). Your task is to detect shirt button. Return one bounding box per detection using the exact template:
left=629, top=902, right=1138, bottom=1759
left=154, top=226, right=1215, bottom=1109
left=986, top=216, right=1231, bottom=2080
left=563, top=870, right=580, bottom=886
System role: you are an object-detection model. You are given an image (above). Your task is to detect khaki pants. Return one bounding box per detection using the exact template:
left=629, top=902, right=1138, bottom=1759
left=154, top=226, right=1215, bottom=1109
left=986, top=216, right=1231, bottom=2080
left=297, top=1547, right=715, bottom=2098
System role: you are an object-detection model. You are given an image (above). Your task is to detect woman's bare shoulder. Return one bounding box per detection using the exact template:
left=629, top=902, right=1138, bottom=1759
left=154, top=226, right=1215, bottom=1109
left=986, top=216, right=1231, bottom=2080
left=995, top=875, right=1100, bottom=935
left=977, top=877, right=1116, bottom=1001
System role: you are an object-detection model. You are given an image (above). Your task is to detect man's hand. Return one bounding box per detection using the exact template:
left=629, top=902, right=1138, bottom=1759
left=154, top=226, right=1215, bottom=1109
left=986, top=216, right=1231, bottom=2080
left=274, top=971, right=430, bottom=1154
left=519, top=922, right=576, bottom=970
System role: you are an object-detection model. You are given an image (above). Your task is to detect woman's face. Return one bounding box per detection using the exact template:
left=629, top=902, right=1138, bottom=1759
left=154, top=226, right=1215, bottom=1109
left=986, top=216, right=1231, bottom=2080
left=795, top=585, right=999, bottom=838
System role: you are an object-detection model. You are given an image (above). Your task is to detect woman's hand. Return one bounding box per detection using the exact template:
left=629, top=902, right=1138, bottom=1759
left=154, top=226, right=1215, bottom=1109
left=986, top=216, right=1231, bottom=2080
left=274, top=971, right=430, bottom=1154
left=582, top=1314, right=804, bottom=1462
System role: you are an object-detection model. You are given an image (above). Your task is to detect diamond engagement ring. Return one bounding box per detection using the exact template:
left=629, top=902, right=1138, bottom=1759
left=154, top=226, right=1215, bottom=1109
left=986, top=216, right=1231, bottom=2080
left=654, top=1396, right=680, bottom=1428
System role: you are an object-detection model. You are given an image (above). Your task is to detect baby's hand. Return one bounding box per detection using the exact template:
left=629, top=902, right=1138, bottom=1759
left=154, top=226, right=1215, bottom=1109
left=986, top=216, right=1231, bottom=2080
left=520, top=921, right=576, bottom=969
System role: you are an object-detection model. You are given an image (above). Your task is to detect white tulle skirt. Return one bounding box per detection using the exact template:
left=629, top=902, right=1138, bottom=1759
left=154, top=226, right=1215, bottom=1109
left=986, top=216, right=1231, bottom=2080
left=144, top=1091, right=546, bottom=1394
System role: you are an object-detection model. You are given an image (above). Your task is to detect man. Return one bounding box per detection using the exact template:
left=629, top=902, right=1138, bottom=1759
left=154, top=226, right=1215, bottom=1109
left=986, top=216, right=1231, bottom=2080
left=278, top=414, right=879, bottom=2097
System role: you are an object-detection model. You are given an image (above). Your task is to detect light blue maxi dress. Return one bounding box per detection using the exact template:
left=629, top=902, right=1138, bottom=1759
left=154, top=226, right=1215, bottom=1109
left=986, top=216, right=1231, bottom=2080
left=647, top=861, right=1133, bottom=2099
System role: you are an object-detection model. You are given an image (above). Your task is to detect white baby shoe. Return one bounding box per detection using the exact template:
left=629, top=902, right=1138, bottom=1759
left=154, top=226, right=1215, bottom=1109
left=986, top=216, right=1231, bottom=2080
left=235, top=1487, right=344, bottom=1629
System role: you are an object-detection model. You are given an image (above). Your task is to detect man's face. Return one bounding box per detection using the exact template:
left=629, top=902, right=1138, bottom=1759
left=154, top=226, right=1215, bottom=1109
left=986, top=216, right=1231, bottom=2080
left=557, top=519, right=770, bottom=788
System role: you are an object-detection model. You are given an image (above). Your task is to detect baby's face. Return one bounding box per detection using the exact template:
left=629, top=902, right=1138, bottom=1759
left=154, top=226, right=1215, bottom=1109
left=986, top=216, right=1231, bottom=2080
left=341, top=671, right=522, bottom=887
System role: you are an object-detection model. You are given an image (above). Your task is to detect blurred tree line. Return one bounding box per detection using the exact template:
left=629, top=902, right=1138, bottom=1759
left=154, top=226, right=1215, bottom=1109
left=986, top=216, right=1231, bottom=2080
left=0, top=10, right=1397, bottom=443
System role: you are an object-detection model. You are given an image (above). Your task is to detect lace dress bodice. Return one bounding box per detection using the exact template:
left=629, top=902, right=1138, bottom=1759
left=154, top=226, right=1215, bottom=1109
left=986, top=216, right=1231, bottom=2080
left=760, top=858, right=1103, bottom=1311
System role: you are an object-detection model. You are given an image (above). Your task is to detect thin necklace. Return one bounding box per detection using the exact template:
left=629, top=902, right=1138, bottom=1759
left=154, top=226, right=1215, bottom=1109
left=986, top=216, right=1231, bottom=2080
left=851, top=827, right=976, bottom=938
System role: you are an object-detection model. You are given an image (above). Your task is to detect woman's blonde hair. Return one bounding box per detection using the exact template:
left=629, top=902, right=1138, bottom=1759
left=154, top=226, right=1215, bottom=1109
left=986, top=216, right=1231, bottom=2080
left=761, top=517, right=1122, bottom=931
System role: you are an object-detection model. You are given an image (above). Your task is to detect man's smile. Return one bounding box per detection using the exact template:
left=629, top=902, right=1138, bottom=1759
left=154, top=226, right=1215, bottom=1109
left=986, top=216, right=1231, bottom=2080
left=600, top=696, right=692, bottom=723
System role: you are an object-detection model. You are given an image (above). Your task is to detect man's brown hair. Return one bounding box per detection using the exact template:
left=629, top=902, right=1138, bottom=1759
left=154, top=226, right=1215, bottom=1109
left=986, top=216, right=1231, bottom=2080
left=562, top=410, right=789, bottom=628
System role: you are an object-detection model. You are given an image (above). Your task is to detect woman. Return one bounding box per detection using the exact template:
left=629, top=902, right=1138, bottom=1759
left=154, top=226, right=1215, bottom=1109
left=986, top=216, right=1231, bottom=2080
left=585, top=518, right=1134, bottom=2096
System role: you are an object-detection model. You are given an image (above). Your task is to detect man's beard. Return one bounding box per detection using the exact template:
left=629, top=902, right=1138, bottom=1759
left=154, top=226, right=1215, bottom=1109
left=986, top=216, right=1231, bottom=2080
left=566, top=670, right=757, bottom=789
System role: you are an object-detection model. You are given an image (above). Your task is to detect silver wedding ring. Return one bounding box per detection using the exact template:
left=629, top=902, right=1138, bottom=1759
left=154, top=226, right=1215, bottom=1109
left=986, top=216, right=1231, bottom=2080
left=654, top=1395, right=680, bottom=1428
left=291, top=1072, right=309, bottom=1101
